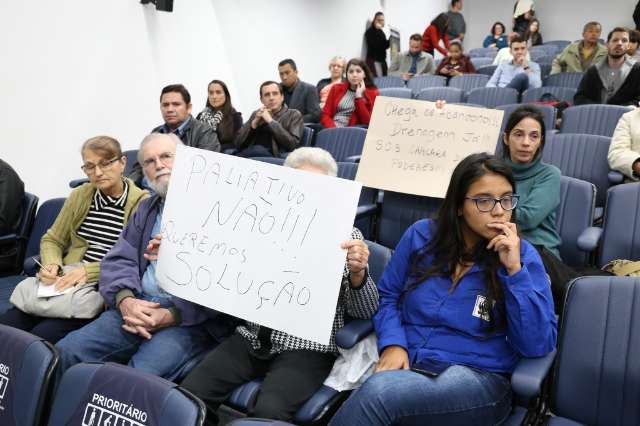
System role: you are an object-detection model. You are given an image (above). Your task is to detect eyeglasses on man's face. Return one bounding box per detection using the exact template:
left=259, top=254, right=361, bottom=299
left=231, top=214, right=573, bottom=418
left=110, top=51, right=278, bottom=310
left=465, top=194, right=519, bottom=212
left=142, top=152, right=175, bottom=169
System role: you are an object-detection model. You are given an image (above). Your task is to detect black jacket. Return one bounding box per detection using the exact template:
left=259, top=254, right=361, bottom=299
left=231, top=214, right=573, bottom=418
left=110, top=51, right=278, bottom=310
left=574, top=61, right=640, bottom=107
left=234, top=105, right=303, bottom=157
left=286, top=80, right=321, bottom=123
left=365, top=26, right=389, bottom=62
left=635, top=0, right=640, bottom=30
left=0, top=158, right=24, bottom=236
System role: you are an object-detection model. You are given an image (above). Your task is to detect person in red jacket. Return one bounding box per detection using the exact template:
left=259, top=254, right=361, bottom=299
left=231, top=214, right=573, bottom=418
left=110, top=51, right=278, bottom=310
left=423, top=13, right=450, bottom=56
left=320, top=58, right=379, bottom=128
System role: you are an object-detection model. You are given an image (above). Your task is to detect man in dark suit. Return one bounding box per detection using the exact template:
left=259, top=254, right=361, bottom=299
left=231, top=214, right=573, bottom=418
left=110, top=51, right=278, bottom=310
left=278, top=59, right=321, bottom=123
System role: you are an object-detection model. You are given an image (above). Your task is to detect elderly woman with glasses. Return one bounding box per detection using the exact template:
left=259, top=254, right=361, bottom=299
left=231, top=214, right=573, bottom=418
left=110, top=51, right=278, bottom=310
left=0, top=136, right=148, bottom=343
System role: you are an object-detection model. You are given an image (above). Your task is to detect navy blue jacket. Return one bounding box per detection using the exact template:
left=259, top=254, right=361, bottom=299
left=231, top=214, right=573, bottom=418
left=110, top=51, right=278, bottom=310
left=375, top=219, right=557, bottom=374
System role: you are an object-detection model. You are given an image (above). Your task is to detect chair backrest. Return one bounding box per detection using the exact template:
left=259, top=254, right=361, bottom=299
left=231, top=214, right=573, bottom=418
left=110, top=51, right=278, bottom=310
left=407, top=75, right=447, bottom=95
left=123, top=149, right=139, bottom=176
left=521, top=86, right=576, bottom=103
left=447, top=74, right=490, bottom=95
left=0, top=325, right=58, bottom=426
left=544, top=40, right=571, bottom=51
left=539, top=63, right=552, bottom=80
left=467, top=87, right=519, bottom=108
left=48, top=362, right=205, bottom=426
left=301, top=126, right=314, bottom=147
left=476, top=65, right=498, bottom=77
left=544, top=72, right=584, bottom=89
left=15, top=193, right=38, bottom=241
left=555, top=176, right=595, bottom=266
left=453, top=102, right=486, bottom=108
left=543, top=133, right=611, bottom=207
left=252, top=157, right=285, bottom=166
left=535, top=55, right=556, bottom=65
left=552, top=276, right=640, bottom=425
left=470, top=57, right=493, bottom=69
left=336, top=162, right=377, bottom=208
left=365, top=240, right=393, bottom=283
left=560, top=104, right=632, bottom=137
left=598, top=183, right=640, bottom=267
left=378, top=87, right=413, bottom=99
left=24, top=198, right=66, bottom=261
left=315, top=127, right=367, bottom=162
left=415, top=87, right=463, bottom=103
left=2, top=193, right=39, bottom=273
left=377, top=192, right=442, bottom=249
left=374, top=76, right=405, bottom=89
left=468, top=47, right=498, bottom=58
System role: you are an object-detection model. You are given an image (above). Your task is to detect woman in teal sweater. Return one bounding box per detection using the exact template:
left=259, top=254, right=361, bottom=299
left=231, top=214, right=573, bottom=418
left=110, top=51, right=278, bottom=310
left=501, top=105, right=574, bottom=311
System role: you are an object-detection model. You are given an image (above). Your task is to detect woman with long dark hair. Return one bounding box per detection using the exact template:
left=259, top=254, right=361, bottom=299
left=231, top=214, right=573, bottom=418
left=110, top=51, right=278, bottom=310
left=320, top=58, right=379, bottom=128
left=422, top=12, right=450, bottom=56
left=196, top=79, right=243, bottom=151
left=524, top=19, right=543, bottom=46
left=329, top=152, right=557, bottom=426
left=483, top=21, right=509, bottom=48
left=364, top=11, right=390, bottom=77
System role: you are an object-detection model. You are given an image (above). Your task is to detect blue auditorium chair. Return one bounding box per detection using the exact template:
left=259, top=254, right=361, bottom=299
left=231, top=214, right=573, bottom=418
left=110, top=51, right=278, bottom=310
left=373, top=76, right=404, bottom=89
left=522, top=86, right=576, bottom=104
left=48, top=362, right=206, bottom=426
left=378, top=87, right=413, bottom=99
left=252, top=157, right=285, bottom=166
left=539, top=64, right=552, bottom=80
left=467, top=87, right=519, bottom=108
left=223, top=240, right=392, bottom=425
left=476, top=65, right=498, bottom=77
left=534, top=55, right=556, bottom=66
left=336, top=162, right=378, bottom=239
left=406, top=75, right=447, bottom=96
left=453, top=102, right=486, bottom=108
left=470, top=57, right=493, bottom=69
left=415, top=87, right=463, bottom=103
left=560, top=104, right=632, bottom=137
left=448, top=74, right=490, bottom=96
left=543, top=72, right=584, bottom=89
left=21, top=198, right=66, bottom=277
left=510, top=276, right=640, bottom=425
left=0, top=325, right=58, bottom=426
left=555, top=176, right=596, bottom=267
left=543, top=40, right=571, bottom=51
left=0, top=192, right=38, bottom=276
left=468, top=47, right=498, bottom=58
left=300, top=126, right=314, bottom=147
left=315, top=127, right=367, bottom=162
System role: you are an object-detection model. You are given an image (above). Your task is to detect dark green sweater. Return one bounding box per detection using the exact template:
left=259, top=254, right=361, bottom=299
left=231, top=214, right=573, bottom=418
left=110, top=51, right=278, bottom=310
left=507, top=156, right=562, bottom=258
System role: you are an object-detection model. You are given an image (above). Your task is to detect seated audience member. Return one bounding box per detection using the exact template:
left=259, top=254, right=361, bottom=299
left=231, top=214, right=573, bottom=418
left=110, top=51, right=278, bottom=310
left=279, top=59, right=321, bottom=123
left=513, top=0, right=535, bottom=35
left=234, top=81, right=303, bottom=157
left=629, top=30, right=640, bottom=62
left=317, top=56, right=346, bottom=109
left=0, top=136, right=147, bottom=343
left=129, top=84, right=220, bottom=184
left=487, top=35, right=541, bottom=93
left=550, top=21, right=607, bottom=74
left=524, top=18, right=543, bottom=47
left=436, top=41, right=476, bottom=79
left=500, top=105, right=574, bottom=309
left=446, top=0, right=466, bottom=42
left=483, top=21, right=509, bottom=49
left=422, top=13, right=450, bottom=57
left=493, top=33, right=531, bottom=65
left=574, top=27, right=640, bottom=106
left=181, top=147, right=379, bottom=424
left=55, top=133, right=234, bottom=380
left=328, top=152, right=557, bottom=426
left=365, top=12, right=390, bottom=77
left=608, top=108, right=640, bottom=181
left=0, top=158, right=24, bottom=272
left=320, top=59, right=379, bottom=128
left=389, top=33, right=436, bottom=81
left=196, top=79, right=243, bottom=152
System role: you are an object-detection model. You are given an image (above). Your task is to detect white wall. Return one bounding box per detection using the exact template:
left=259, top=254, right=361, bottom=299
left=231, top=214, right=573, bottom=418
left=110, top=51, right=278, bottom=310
left=1, top=0, right=448, bottom=202
left=463, top=0, right=636, bottom=52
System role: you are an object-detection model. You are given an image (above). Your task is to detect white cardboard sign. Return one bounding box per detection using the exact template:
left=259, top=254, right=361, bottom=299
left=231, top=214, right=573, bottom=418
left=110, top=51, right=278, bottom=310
left=356, top=97, right=504, bottom=198
left=156, top=145, right=362, bottom=345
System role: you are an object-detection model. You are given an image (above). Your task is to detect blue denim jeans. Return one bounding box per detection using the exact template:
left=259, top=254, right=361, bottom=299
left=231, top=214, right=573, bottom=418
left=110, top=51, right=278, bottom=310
left=55, top=309, right=214, bottom=382
left=506, top=73, right=530, bottom=94
left=329, top=365, right=512, bottom=426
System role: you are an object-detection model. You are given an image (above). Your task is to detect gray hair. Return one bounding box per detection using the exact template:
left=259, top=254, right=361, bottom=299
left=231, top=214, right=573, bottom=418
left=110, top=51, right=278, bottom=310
left=137, top=132, right=183, bottom=164
left=284, top=147, right=338, bottom=177
left=329, top=56, right=346, bottom=67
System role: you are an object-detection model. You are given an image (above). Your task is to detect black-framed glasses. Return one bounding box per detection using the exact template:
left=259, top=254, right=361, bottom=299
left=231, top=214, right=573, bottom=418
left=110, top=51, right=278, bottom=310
left=81, top=157, right=122, bottom=174
left=465, top=195, right=519, bottom=212
left=142, top=152, right=175, bottom=169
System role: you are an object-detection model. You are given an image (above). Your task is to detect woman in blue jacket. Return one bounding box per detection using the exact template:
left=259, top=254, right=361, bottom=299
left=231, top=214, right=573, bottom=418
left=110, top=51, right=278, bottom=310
left=330, top=153, right=557, bottom=426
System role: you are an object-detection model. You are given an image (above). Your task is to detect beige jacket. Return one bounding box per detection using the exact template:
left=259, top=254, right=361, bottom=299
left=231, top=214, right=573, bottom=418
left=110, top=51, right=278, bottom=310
left=608, top=108, right=640, bottom=181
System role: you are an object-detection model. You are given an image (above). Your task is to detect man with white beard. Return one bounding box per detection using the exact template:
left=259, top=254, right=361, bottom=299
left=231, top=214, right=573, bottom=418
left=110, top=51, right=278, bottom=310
left=56, top=133, right=236, bottom=382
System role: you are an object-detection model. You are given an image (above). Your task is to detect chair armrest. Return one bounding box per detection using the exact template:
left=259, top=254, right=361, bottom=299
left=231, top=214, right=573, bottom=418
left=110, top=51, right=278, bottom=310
left=69, top=178, right=89, bottom=188
left=608, top=170, right=624, bottom=185
left=344, top=155, right=361, bottom=163
left=23, top=255, right=41, bottom=276
left=335, top=319, right=374, bottom=349
left=511, top=349, right=556, bottom=400
left=0, top=233, right=18, bottom=245
left=576, top=226, right=603, bottom=252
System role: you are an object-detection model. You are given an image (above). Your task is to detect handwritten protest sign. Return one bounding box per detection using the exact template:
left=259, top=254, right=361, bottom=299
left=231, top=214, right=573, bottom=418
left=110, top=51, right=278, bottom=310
left=356, top=97, right=504, bottom=198
left=156, top=145, right=362, bottom=345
